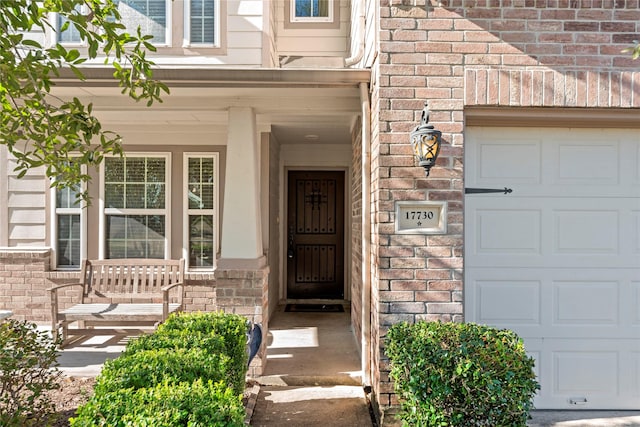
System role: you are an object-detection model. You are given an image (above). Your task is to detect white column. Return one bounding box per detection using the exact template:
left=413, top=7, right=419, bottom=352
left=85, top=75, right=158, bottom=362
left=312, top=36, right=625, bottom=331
left=220, top=107, right=263, bottom=261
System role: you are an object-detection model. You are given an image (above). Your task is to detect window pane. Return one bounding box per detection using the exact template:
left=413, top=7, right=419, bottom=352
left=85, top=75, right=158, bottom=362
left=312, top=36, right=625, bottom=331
left=57, top=214, right=81, bottom=267
left=116, top=0, right=166, bottom=43
left=105, top=184, right=124, bottom=208
left=105, top=157, right=166, bottom=209
left=190, top=0, right=215, bottom=44
left=57, top=7, right=83, bottom=43
left=56, top=184, right=81, bottom=208
left=126, top=158, right=145, bottom=182
left=146, top=158, right=166, bottom=182
left=106, top=214, right=165, bottom=259
left=295, top=0, right=311, bottom=17
left=105, top=157, right=124, bottom=182
left=126, top=184, right=146, bottom=208
left=146, top=183, right=165, bottom=209
left=188, top=157, right=214, bottom=209
left=295, top=0, right=328, bottom=18
left=189, top=215, right=214, bottom=267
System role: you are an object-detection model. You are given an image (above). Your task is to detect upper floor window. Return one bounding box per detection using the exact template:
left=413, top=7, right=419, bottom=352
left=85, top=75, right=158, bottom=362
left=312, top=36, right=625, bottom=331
left=187, top=0, right=217, bottom=45
left=56, top=4, right=85, bottom=44
left=101, top=154, right=170, bottom=259
left=292, top=0, right=332, bottom=22
left=285, top=0, right=337, bottom=29
left=55, top=0, right=226, bottom=49
left=116, top=0, right=169, bottom=45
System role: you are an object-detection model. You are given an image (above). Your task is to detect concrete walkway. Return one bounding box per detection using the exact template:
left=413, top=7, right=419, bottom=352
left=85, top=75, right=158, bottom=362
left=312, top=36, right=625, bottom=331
left=252, top=307, right=373, bottom=426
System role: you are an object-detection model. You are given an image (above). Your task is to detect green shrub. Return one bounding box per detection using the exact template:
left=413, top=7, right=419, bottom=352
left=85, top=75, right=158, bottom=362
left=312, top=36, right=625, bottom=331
left=385, top=321, right=539, bottom=427
left=71, top=379, right=245, bottom=427
left=74, top=311, right=250, bottom=425
left=155, top=311, right=249, bottom=394
left=0, top=319, right=62, bottom=427
left=94, top=347, right=231, bottom=395
left=160, top=311, right=248, bottom=360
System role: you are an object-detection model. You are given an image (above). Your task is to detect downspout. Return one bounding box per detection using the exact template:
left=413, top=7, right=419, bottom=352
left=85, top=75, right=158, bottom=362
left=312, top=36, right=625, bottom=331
left=359, top=82, right=372, bottom=388
left=344, top=0, right=365, bottom=67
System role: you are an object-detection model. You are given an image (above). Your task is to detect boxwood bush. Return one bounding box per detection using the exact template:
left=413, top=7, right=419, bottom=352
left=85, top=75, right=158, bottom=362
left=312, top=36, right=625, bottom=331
left=93, top=347, right=231, bottom=395
left=72, top=311, right=249, bottom=426
left=385, top=321, right=539, bottom=427
left=72, top=379, right=244, bottom=427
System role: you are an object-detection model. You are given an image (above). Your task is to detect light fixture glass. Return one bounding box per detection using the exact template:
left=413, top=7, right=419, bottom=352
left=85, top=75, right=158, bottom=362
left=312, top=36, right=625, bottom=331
left=410, top=102, right=441, bottom=177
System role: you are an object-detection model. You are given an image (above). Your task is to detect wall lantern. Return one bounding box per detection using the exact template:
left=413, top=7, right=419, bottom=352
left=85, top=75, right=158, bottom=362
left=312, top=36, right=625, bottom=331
left=410, top=102, right=441, bottom=177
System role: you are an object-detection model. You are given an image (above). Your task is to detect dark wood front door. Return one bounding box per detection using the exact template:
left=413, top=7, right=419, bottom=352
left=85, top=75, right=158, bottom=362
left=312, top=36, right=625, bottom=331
left=287, top=171, right=344, bottom=299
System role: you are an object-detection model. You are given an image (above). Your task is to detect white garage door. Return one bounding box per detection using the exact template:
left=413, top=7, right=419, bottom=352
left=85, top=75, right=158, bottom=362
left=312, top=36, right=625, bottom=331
left=464, top=126, right=640, bottom=409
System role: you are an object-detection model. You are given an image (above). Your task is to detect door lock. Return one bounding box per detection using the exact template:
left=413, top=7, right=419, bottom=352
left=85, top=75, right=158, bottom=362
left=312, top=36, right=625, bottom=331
left=287, top=226, right=295, bottom=259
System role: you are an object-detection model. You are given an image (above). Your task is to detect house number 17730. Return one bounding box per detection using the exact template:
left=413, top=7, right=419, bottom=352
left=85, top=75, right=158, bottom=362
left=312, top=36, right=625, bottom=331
left=396, top=201, right=447, bottom=234
left=405, top=211, right=434, bottom=220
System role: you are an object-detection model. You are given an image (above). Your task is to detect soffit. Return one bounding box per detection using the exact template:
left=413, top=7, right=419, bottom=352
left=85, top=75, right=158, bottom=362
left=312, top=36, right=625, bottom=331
left=51, top=67, right=370, bottom=145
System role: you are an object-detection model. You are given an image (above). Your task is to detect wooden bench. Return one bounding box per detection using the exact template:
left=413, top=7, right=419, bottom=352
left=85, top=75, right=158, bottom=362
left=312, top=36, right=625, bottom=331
left=49, top=258, right=186, bottom=345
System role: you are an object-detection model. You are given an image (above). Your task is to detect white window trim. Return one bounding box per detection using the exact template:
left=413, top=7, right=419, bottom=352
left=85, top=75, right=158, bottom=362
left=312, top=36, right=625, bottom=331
left=99, top=153, right=172, bottom=260
left=183, top=0, right=220, bottom=48
left=290, top=0, right=334, bottom=23
left=50, top=171, right=87, bottom=270
left=159, top=0, right=172, bottom=47
left=183, top=153, right=219, bottom=270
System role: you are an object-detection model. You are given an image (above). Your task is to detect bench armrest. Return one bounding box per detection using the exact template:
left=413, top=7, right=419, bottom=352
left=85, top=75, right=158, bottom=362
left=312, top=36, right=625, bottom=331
left=162, top=281, right=185, bottom=320
left=161, top=281, right=184, bottom=293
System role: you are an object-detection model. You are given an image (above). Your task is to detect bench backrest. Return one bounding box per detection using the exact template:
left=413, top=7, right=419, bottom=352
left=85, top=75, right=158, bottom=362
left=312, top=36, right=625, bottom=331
left=80, top=259, right=185, bottom=298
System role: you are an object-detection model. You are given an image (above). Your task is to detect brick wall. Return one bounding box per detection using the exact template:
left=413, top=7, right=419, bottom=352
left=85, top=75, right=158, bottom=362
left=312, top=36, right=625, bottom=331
left=215, top=266, right=269, bottom=377
left=351, top=117, right=364, bottom=344
left=0, top=250, right=51, bottom=321
left=373, top=1, right=639, bottom=421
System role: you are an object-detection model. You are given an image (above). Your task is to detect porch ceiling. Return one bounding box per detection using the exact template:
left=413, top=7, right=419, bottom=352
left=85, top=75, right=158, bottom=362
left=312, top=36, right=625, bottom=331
left=51, top=67, right=371, bottom=146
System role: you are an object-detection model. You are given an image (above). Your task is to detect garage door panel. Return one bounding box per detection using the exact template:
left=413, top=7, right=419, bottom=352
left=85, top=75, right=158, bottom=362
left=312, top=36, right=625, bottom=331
left=476, top=140, right=542, bottom=182
left=475, top=208, right=541, bottom=254
left=475, top=280, right=541, bottom=325
left=634, top=211, right=640, bottom=253
left=554, top=141, right=620, bottom=185
left=631, top=352, right=640, bottom=398
left=554, top=210, right=619, bottom=254
left=526, top=339, right=640, bottom=409
left=467, top=198, right=638, bottom=268
left=554, top=351, right=618, bottom=396
left=633, top=281, right=640, bottom=325
left=467, top=129, right=639, bottom=197
left=467, top=269, right=633, bottom=340
left=553, top=281, right=619, bottom=326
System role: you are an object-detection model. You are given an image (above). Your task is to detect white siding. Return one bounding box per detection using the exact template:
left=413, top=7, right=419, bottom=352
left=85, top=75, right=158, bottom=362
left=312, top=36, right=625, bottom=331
left=275, top=0, right=350, bottom=59
left=6, top=157, right=48, bottom=246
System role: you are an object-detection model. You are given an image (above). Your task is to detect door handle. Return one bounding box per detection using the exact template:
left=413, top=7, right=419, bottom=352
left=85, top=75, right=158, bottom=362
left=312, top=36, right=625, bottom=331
left=287, top=226, right=295, bottom=259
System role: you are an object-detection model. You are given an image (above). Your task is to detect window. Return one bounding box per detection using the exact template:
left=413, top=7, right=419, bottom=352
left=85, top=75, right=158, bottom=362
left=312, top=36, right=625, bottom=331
left=187, top=0, right=216, bottom=45
left=53, top=182, right=85, bottom=268
left=56, top=5, right=85, bottom=44
left=184, top=154, right=218, bottom=269
left=101, top=155, right=170, bottom=259
left=115, top=0, right=169, bottom=45
left=292, top=0, right=332, bottom=22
